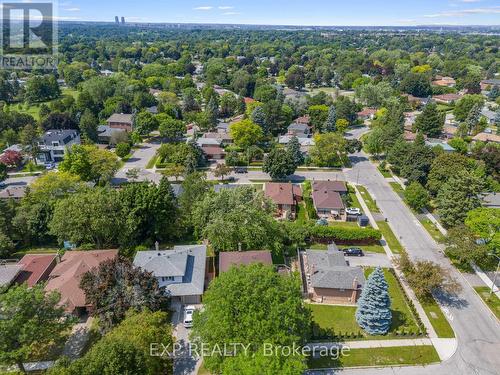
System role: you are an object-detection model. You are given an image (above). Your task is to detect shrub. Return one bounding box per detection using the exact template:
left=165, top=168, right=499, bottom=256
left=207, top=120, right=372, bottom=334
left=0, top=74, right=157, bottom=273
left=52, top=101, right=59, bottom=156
left=116, top=142, right=131, bottom=158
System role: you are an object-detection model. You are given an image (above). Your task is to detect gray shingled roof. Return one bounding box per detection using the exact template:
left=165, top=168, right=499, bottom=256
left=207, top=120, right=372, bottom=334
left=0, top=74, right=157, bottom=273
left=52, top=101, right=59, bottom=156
left=306, top=249, right=365, bottom=290
left=107, top=113, right=134, bottom=124
left=0, top=264, right=23, bottom=287
left=40, top=129, right=79, bottom=145
left=133, top=245, right=206, bottom=297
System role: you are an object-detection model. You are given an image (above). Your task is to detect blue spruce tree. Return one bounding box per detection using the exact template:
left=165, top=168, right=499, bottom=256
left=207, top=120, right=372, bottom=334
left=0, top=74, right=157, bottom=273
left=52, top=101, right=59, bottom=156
left=355, top=267, right=392, bottom=335
left=324, top=105, right=337, bottom=132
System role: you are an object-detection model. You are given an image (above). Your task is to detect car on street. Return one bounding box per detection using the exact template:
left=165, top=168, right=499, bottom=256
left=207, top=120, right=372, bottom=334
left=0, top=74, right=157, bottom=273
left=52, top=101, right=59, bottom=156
left=346, top=207, right=361, bottom=216
left=234, top=167, right=248, bottom=174
left=183, top=305, right=196, bottom=328
left=342, top=247, right=364, bottom=257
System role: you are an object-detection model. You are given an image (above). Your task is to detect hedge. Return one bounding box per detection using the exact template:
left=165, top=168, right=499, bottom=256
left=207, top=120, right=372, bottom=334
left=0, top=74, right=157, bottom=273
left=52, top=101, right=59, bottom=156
left=309, top=225, right=381, bottom=244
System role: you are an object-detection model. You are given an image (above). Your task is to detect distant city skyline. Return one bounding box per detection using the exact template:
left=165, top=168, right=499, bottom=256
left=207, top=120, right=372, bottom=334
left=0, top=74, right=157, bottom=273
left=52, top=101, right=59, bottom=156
left=46, top=0, right=500, bottom=26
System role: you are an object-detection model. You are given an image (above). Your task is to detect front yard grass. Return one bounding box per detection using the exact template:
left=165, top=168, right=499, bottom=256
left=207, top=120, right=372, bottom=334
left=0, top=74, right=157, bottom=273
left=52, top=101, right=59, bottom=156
left=376, top=221, right=403, bottom=254
left=389, top=182, right=405, bottom=196
left=145, top=154, right=159, bottom=169
left=420, top=219, right=446, bottom=244
left=308, top=345, right=440, bottom=369
left=310, top=268, right=421, bottom=340
left=357, top=186, right=380, bottom=213
left=420, top=299, right=455, bottom=338
left=378, top=166, right=392, bottom=178
left=474, top=287, right=500, bottom=320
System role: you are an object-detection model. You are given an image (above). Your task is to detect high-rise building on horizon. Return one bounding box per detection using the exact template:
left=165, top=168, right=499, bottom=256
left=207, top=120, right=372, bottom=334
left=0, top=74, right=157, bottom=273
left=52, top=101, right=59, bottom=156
left=121, top=16, right=125, bottom=24
left=114, top=16, right=119, bottom=24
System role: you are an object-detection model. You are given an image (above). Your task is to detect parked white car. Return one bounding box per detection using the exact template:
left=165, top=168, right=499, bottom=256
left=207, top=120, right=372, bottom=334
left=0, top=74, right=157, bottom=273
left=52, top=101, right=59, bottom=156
left=346, top=207, right=361, bottom=216
left=183, top=305, right=196, bottom=328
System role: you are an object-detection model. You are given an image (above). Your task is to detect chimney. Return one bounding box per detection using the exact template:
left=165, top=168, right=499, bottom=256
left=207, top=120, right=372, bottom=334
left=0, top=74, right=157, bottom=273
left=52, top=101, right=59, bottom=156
left=155, top=241, right=159, bottom=252
left=352, top=277, right=358, bottom=290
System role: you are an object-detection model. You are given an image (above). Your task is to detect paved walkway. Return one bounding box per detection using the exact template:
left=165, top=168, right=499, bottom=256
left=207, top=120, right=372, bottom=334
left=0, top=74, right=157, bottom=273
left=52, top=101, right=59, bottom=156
left=306, top=338, right=432, bottom=350
left=62, top=318, right=92, bottom=360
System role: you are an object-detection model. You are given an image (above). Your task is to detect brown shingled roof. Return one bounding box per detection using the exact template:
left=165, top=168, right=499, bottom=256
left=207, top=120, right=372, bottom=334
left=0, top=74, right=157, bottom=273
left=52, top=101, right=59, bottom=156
left=264, top=182, right=295, bottom=205
left=15, top=254, right=57, bottom=287
left=45, top=250, right=118, bottom=312
left=219, top=251, right=273, bottom=273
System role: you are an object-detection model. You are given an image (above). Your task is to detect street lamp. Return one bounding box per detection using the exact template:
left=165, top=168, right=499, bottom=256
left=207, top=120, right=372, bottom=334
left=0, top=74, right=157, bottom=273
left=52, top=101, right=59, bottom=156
left=488, top=253, right=500, bottom=298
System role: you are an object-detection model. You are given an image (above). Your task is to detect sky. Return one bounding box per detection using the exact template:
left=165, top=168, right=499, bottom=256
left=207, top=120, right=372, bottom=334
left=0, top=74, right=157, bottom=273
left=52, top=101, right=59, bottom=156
left=45, top=0, right=500, bottom=25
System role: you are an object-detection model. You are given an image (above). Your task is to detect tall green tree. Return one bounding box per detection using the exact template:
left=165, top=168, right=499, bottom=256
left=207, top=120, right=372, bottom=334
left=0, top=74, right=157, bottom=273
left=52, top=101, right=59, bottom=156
left=287, top=135, right=304, bottom=167
left=413, top=101, right=444, bottom=138
left=263, top=148, right=297, bottom=180
left=0, top=285, right=74, bottom=373
left=324, top=105, right=337, bottom=132
left=436, top=170, right=485, bottom=228
left=192, top=264, right=311, bottom=373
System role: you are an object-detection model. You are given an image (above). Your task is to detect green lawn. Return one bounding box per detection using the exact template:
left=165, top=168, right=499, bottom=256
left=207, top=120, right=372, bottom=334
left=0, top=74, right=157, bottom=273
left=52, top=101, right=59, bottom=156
left=348, top=191, right=362, bottom=210
left=378, top=166, right=392, bottom=178
left=308, top=345, right=440, bottom=369
left=329, top=221, right=359, bottom=229
left=309, top=268, right=421, bottom=340
left=376, top=221, right=404, bottom=254
left=296, top=202, right=308, bottom=224
left=421, top=299, right=455, bottom=338
left=357, top=186, right=380, bottom=213
left=146, top=154, right=159, bottom=169
left=389, top=182, right=405, bottom=196
left=474, top=287, right=500, bottom=320
left=420, top=219, right=446, bottom=244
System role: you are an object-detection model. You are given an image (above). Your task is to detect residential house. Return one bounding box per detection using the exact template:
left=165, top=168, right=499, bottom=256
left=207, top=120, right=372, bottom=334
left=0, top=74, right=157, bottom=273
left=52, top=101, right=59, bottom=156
left=442, top=126, right=458, bottom=140
left=202, top=132, right=233, bottom=145
left=431, top=76, right=456, bottom=87
left=480, top=79, right=500, bottom=91
left=287, top=123, right=311, bottom=137
left=218, top=250, right=273, bottom=274
left=14, top=254, right=57, bottom=287
left=295, top=115, right=310, bottom=125
left=196, top=137, right=222, bottom=148
left=45, top=250, right=118, bottom=315
left=216, top=122, right=231, bottom=134
left=133, top=245, right=207, bottom=304
left=432, top=93, right=462, bottom=105
left=403, top=130, right=419, bottom=142
left=107, top=113, right=135, bottom=132
left=278, top=135, right=315, bottom=153
left=426, top=139, right=456, bottom=152
left=264, top=182, right=302, bottom=219
left=201, top=146, right=225, bottom=160
left=36, top=129, right=80, bottom=164
left=402, top=94, right=430, bottom=107
left=472, top=133, right=500, bottom=144
left=481, top=108, right=497, bottom=125
left=100, top=69, right=114, bottom=76
left=357, top=108, right=377, bottom=121
left=0, top=186, right=27, bottom=200
left=311, top=181, right=347, bottom=221
left=97, top=125, right=127, bottom=145
left=0, top=262, right=23, bottom=289
left=404, top=111, right=421, bottom=130
left=301, top=245, right=365, bottom=304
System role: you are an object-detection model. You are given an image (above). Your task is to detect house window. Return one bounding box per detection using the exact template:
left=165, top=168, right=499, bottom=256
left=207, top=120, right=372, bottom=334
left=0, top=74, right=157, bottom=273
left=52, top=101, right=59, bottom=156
left=52, top=142, right=60, bottom=147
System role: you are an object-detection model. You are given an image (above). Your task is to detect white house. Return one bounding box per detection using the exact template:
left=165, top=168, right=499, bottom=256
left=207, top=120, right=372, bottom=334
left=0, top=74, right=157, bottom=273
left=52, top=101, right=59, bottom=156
left=133, top=245, right=207, bottom=304
left=36, top=129, right=80, bottom=164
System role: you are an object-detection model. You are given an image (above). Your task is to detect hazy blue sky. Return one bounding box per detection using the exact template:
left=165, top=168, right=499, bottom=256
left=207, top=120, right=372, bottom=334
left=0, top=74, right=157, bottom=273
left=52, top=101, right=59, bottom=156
left=52, top=0, right=500, bottom=25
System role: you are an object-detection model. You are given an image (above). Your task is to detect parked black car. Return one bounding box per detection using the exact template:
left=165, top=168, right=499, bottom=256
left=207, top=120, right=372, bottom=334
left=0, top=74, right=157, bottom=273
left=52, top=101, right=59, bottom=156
left=342, top=247, right=364, bottom=257
left=234, top=167, right=248, bottom=174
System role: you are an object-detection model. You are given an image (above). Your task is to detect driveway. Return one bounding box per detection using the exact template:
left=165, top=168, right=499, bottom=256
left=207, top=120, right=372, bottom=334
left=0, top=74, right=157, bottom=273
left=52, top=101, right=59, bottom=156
left=346, top=253, right=392, bottom=268
left=171, top=304, right=202, bottom=375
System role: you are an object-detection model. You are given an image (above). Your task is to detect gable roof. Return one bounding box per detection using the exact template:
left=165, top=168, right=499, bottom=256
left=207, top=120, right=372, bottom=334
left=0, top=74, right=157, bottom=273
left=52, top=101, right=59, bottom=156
left=107, top=113, right=134, bottom=124
left=15, top=254, right=57, bottom=287
left=306, top=249, right=365, bottom=290
left=45, top=250, right=118, bottom=311
left=133, top=245, right=207, bottom=297
left=287, top=123, right=309, bottom=132
left=312, top=180, right=347, bottom=193
left=219, top=251, right=273, bottom=273
left=0, top=264, right=23, bottom=287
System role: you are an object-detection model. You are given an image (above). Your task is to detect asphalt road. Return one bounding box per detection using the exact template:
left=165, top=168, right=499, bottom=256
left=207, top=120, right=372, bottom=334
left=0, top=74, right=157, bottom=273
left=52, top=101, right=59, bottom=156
left=340, top=150, right=500, bottom=375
